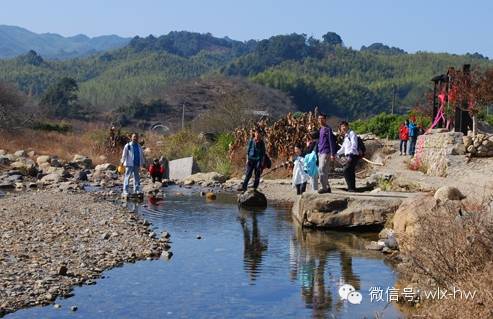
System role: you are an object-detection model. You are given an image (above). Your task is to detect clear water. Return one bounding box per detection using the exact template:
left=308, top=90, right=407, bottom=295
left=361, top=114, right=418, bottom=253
left=6, top=187, right=403, bottom=319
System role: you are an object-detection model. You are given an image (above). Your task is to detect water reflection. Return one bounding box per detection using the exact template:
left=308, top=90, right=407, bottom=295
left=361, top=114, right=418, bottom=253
left=290, top=224, right=366, bottom=318
left=238, top=207, right=268, bottom=283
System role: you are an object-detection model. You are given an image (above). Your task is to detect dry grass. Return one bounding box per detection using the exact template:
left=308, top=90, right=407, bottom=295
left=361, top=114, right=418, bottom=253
left=0, top=128, right=120, bottom=165
left=400, top=197, right=493, bottom=318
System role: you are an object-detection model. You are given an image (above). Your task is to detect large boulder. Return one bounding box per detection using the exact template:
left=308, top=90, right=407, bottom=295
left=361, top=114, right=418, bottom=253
left=238, top=189, right=267, bottom=208
left=292, top=192, right=405, bottom=229
left=72, top=155, right=93, bottom=168
left=433, top=186, right=466, bottom=202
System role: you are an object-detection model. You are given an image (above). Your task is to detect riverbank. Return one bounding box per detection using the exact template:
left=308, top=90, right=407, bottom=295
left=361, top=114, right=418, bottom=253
left=0, top=190, right=170, bottom=317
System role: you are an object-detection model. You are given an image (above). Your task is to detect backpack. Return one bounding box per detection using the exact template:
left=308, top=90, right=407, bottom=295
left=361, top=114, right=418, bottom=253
left=303, top=151, right=318, bottom=177
left=357, top=135, right=366, bottom=157
left=262, top=154, right=272, bottom=169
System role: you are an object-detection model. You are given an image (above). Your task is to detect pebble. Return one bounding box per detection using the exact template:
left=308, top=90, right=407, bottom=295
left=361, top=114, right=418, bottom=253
left=0, top=191, right=170, bottom=315
left=70, top=305, right=78, bottom=312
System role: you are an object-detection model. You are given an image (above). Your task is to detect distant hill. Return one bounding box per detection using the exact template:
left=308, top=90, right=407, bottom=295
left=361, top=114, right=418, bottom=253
left=0, top=25, right=130, bottom=59
left=0, top=29, right=491, bottom=122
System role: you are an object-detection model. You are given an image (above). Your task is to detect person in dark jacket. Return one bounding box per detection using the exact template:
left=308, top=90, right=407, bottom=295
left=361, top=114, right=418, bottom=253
left=317, top=114, right=337, bottom=194
left=241, top=128, right=266, bottom=192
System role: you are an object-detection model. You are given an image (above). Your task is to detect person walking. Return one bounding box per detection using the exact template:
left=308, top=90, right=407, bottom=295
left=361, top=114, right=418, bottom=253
left=407, top=119, right=418, bottom=156
left=336, top=121, right=360, bottom=192
left=303, top=131, right=319, bottom=192
left=121, top=133, right=146, bottom=197
left=240, top=128, right=266, bottom=192
left=399, top=120, right=409, bottom=156
left=317, top=114, right=337, bottom=194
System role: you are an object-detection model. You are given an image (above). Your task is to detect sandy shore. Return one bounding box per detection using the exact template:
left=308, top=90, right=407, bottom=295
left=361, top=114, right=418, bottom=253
left=0, top=190, right=170, bottom=316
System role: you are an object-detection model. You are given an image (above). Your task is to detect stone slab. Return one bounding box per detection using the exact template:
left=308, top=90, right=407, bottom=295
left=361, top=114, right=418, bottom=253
left=168, top=157, right=197, bottom=180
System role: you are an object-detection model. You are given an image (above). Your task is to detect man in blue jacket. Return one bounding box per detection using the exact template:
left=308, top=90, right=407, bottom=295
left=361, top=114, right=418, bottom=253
left=241, top=128, right=266, bottom=192
left=407, top=120, right=418, bottom=156
left=317, top=114, right=337, bottom=194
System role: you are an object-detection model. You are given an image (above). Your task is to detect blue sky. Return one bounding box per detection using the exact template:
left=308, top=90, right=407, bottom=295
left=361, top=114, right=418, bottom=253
left=1, top=0, right=492, bottom=57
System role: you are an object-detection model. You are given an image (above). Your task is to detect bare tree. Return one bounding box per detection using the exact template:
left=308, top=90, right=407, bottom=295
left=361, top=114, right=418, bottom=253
left=0, top=82, right=36, bottom=130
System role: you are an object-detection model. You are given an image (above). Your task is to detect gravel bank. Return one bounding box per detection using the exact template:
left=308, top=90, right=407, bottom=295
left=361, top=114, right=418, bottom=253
left=0, top=191, right=170, bottom=316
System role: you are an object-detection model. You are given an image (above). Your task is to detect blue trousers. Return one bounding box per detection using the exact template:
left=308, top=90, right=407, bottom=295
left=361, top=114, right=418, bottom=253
left=408, top=137, right=417, bottom=156
left=123, top=166, right=141, bottom=194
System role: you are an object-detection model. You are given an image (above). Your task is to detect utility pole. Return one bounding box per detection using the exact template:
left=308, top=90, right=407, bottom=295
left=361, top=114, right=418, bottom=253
left=181, top=103, right=185, bottom=130
left=392, top=85, right=396, bottom=115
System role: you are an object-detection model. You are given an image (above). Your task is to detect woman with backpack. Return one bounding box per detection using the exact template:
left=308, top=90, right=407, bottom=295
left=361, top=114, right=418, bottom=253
left=399, top=120, right=409, bottom=156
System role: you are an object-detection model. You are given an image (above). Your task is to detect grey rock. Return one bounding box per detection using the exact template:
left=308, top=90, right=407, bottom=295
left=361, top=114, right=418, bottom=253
left=36, top=155, right=51, bottom=166
left=378, top=228, right=394, bottom=239
left=292, top=192, right=404, bottom=229
left=365, top=241, right=382, bottom=251
left=434, top=186, right=466, bottom=202
left=385, top=235, right=399, bottom=250
left=238, top=189, right=267, bottom=208
left=14, top=150, right=27, bottom=157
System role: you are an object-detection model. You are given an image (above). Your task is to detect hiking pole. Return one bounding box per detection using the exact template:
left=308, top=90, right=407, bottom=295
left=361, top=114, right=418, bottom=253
left=261, top=161, right=291, bottom=177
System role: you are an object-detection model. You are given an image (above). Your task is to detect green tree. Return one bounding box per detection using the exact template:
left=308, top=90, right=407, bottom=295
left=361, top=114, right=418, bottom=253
left=40, top=77, right=80, bottom=118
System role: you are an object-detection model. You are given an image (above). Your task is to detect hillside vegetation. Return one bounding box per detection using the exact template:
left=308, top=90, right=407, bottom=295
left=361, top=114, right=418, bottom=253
left=0, top=30, right=491, bottom=125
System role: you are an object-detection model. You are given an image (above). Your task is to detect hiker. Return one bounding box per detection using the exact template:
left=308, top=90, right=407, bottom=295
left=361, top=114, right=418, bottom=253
left=292, top=144, right=309, bottom=195
left=317, top=114, right=337, bottom=194
left=399, top=120, right=409, bottom=156
left=407, top=118, right=418, bottom=156
left=240, top=128, right=266, bottom=192
left=148, top=158, right=165, bottom=183
left=336, top=121, right=360, bottom=192
left=303, top=131, right=319, bottom=192
left=120, top=133, right=146, bottom=197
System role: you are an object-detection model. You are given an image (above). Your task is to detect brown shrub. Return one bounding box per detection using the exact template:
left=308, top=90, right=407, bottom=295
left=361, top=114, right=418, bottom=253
left=400, top=197, right=493, bottom=318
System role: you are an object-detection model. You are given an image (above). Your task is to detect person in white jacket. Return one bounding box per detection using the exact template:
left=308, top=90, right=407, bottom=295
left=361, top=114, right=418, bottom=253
left=292, top=145, right=309, bottom=195
left=336, top=121, right=360, bottom=192
left=120, top=133, right=145, bottom=196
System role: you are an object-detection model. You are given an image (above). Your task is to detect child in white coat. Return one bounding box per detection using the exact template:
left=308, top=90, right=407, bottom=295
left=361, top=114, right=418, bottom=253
left=292, top=145, right=309, bottom=195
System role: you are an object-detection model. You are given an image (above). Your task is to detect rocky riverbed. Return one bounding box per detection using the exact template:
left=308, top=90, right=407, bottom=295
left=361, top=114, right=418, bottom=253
left=0, top=191, right=171, bottom=317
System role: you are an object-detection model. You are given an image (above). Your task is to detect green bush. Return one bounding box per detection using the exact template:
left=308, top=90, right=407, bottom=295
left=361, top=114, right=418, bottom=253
left=160, top=130, right=234, bottom=176
left=351, top=112, right=431, bottom=139
left=32, top=121, right=72, bottom=133
left=351, top=113, right=405, bottom=139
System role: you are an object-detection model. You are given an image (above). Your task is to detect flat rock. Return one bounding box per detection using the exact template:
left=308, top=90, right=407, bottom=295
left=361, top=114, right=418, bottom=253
left=292, top=192, right=412, bottom=229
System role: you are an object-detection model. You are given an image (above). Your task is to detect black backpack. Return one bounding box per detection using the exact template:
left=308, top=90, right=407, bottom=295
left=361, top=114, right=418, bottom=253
left=357, top=135, right=366, bottom=157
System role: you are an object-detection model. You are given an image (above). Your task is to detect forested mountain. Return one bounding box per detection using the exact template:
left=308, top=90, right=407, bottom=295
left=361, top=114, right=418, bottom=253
left=0, top=29, right=491, bottom=122
left=0, top=25, right=130, bottom=59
